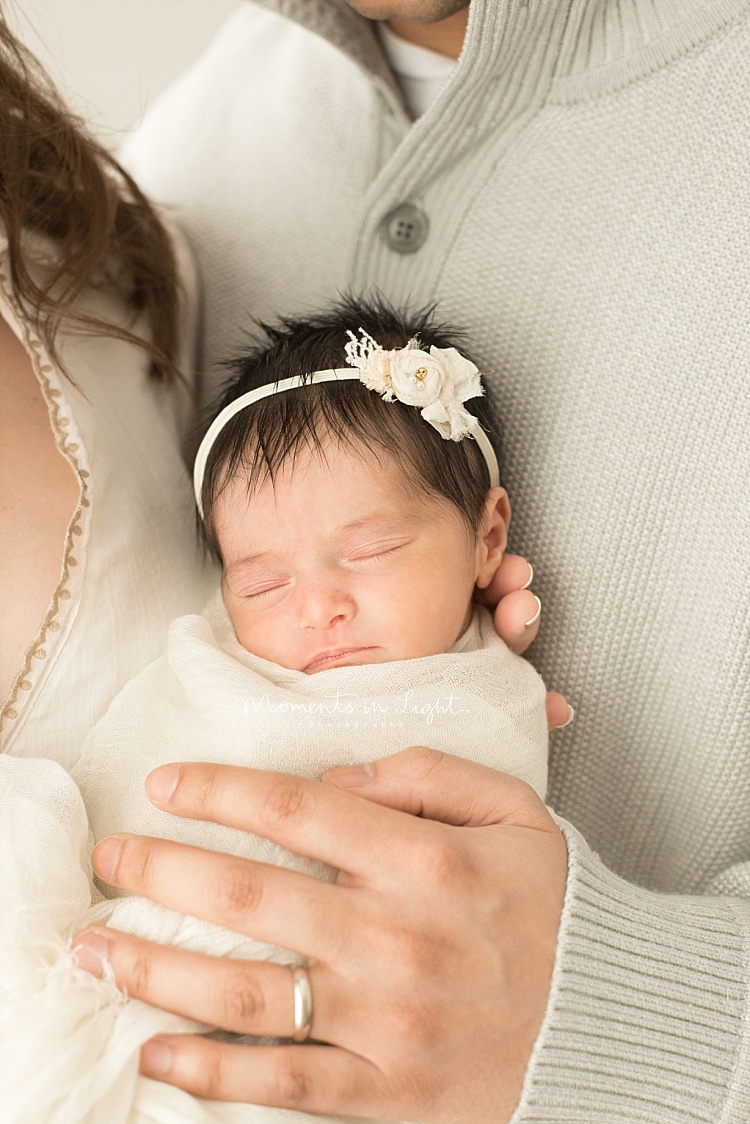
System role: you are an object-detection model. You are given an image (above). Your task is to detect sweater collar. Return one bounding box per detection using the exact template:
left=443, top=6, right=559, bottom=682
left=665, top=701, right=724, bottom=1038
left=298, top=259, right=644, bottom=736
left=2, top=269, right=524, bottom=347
left=249, top=0, right=749, bottom=101
left=249, top=0, right=400, bottom=101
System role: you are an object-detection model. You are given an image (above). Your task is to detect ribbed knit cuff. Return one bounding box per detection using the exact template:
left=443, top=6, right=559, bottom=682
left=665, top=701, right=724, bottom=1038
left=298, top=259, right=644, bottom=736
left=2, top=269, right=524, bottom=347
left=512, top=820, right=750, bottom=1123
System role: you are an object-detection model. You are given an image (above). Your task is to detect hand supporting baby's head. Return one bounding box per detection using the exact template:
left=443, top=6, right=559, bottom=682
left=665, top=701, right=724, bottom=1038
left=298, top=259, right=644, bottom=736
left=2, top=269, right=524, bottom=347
left=195, top=297, right=508, bottom=673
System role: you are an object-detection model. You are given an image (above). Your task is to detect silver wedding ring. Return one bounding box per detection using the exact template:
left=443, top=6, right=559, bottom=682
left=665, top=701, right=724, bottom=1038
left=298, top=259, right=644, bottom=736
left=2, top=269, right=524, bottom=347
left=291, top=964, right=313, bottom=1042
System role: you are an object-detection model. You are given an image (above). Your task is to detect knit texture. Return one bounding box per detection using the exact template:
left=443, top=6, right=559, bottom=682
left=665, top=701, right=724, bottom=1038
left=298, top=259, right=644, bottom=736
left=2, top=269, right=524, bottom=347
left=125, top=2, right=750, bottom=1118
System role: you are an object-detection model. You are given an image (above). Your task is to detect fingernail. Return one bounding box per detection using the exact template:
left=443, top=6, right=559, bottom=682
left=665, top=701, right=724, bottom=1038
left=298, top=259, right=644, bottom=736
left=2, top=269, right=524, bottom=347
left=324, top=762, right=375, bottom=788
left=146, top=764, right=180, bottom=804
left=524, top=595, right=542, bottom=628
left=522, top=562, right=534, bottom=590
left=71, top=931, right=111, bottom=978
left=140, top=1037, right=173, bottom=1078
left=558, top=705, right=575, bottom=729
left=92, top=836, right=123, bottom=882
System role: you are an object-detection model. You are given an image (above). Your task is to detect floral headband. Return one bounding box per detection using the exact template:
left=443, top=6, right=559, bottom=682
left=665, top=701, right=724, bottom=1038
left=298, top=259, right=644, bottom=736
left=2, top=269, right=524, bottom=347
left=193, top=330, right=500, bottom=517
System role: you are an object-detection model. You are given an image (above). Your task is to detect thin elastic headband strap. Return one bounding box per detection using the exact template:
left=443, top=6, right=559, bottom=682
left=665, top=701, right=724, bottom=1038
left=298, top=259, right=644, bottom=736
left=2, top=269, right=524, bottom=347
left=193, top=368, right=500, bottom=517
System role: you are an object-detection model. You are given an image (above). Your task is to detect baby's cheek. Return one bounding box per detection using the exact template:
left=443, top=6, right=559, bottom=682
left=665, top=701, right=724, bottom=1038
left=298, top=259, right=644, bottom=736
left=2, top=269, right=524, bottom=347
left=384, top=586, right=458, bottom=659
left=420, top=581, right=475, bottom=652
left=223, top=596, right=261, bottom=653
left=233, top=607, right=304, bottom=671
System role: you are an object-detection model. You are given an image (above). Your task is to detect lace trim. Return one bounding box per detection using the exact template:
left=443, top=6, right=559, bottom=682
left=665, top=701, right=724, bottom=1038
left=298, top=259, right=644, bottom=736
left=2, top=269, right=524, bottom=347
left=0, top=261, right=91, bottom=742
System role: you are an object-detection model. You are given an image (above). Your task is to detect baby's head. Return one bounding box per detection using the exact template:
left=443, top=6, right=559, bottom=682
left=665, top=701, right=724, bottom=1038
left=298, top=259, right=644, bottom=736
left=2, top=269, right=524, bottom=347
left=195, top=299, right=509, bottom=673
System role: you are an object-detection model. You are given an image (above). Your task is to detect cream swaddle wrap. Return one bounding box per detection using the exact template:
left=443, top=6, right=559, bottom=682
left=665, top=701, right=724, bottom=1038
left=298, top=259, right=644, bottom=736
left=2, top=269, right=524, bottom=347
left=1, top=596, right=547, bottom=1124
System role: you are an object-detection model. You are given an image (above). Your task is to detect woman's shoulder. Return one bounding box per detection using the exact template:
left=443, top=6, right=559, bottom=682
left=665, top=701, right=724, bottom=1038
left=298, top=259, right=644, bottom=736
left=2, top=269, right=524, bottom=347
left=0, top=227, right=216, bottom=771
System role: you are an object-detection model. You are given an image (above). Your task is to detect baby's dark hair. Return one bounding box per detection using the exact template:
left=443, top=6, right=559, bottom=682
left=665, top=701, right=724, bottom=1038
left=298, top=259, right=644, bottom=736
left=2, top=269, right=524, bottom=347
left=200, top=296, right=500, bottom=560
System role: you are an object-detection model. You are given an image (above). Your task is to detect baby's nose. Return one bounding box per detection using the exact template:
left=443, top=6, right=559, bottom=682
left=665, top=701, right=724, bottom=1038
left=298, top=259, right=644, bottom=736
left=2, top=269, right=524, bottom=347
left=297, top=579, right=356, bottom=629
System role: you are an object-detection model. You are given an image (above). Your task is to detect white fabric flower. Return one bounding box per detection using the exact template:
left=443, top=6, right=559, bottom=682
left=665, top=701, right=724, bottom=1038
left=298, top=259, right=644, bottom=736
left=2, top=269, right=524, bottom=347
left=429, top=345, right=483, bottom=403
left=389, top=345, right=446, bottom=406
left=344, top=330, right=485, bottom=441
left=422, top=398, right=480, bottom=441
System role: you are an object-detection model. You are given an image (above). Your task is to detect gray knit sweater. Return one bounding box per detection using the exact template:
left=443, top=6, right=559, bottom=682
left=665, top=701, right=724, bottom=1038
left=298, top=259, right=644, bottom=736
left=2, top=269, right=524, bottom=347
left=126, top=1, right=750, bottom=1119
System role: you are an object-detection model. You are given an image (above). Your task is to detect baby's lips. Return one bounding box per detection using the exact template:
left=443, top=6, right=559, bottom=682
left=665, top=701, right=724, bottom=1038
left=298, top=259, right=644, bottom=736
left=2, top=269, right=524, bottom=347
left=303, top=645, right=374, bottom=673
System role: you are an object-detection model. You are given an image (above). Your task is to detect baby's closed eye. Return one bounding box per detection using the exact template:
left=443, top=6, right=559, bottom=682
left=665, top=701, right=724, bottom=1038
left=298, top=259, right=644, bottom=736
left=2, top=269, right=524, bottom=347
left=227, top=572, right=292, bottom=602
left=344, top=537, right=413, bottom=564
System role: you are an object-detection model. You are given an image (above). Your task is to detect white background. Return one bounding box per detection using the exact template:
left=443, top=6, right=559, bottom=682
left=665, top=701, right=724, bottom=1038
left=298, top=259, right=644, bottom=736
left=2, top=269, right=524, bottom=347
left=9, top=0, right=240, bottom=144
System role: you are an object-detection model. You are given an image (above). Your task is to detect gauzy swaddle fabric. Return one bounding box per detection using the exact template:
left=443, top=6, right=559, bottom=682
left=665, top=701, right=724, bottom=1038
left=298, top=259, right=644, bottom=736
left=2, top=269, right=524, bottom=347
left=1, top=597, right=547, bottom=1123
left=0, top=755, right=221, bottom=1124
left=76, top=597, right=548, bottom=959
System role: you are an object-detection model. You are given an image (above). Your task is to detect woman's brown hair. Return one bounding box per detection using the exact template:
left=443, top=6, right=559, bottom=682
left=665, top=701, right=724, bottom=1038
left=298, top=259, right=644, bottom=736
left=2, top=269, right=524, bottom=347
left=0, top=9, right=180, bottom=380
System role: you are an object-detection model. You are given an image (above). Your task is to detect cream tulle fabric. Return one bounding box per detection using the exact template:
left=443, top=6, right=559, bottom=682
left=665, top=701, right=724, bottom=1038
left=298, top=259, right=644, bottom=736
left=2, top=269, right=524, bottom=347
left=1, top=600, right=547, bottom=1122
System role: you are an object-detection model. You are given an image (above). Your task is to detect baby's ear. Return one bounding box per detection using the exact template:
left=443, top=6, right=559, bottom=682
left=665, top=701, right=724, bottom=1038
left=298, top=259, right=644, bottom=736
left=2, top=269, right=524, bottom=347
left=475, top=488, right=511, bottom=590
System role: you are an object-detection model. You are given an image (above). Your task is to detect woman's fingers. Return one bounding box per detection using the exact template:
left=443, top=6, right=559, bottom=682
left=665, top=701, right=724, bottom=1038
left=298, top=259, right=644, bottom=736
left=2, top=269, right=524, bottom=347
left=546, top=690, right=574, bottom=731
left=479, top=552, right=534, bottom=601
left=474, top=555, right=572, bottom=729
left=474, top=553, right=540, bottom=654
left=492, top=587, right=541, bottom=654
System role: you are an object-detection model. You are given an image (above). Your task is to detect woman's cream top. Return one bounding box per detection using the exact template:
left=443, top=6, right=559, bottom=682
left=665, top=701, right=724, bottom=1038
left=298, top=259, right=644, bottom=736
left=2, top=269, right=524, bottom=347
left=0, top=228, right=217, bottom=771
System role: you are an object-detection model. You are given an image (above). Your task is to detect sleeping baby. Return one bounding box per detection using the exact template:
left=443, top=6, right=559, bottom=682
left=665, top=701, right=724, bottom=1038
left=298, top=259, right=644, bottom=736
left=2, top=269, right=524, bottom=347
left=1, top=298, right=548, bottom=1124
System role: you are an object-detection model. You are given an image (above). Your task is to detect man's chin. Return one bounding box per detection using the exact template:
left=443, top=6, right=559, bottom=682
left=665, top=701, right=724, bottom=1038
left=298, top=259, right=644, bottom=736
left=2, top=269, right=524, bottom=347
left=344, top=0, right=468, bottom=24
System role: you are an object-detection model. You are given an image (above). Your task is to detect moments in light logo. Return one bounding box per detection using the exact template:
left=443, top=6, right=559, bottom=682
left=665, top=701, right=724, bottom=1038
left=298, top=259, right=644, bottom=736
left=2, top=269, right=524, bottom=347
left=225, top=689, right=468, bottom=726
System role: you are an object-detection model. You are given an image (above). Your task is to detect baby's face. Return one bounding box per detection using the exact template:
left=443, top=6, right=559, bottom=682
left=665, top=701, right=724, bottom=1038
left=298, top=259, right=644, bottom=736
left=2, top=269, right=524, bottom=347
left=214, top=443, right=504, bottom=673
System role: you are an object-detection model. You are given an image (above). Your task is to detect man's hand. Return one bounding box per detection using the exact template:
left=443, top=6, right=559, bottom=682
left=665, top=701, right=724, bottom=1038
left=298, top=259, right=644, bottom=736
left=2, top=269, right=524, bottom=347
left=72, top=750, right=567, bottom=1123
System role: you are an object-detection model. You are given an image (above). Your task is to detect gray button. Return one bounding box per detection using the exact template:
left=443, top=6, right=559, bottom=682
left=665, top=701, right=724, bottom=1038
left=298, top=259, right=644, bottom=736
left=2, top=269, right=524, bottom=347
left=380, top=203, right=429, bottom=254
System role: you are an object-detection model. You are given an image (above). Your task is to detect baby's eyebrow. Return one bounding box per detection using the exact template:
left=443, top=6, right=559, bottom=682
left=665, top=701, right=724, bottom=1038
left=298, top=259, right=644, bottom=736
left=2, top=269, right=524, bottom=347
left=337, top=511, right=418, bottom=535
left=223, top=551, right=279, bottom=582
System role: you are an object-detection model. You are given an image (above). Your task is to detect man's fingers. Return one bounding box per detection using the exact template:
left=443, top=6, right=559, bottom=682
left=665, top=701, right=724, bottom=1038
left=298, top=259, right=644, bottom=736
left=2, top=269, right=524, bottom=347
left=90, top=836, right=358, bottom=961
left=142, top=763, right=422, bottom=877
left=139, top=1036, right=384, bottom=1117
left=71, top=929, right=317, bottom=1038
left=325, top=746, right=554, bottom=831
